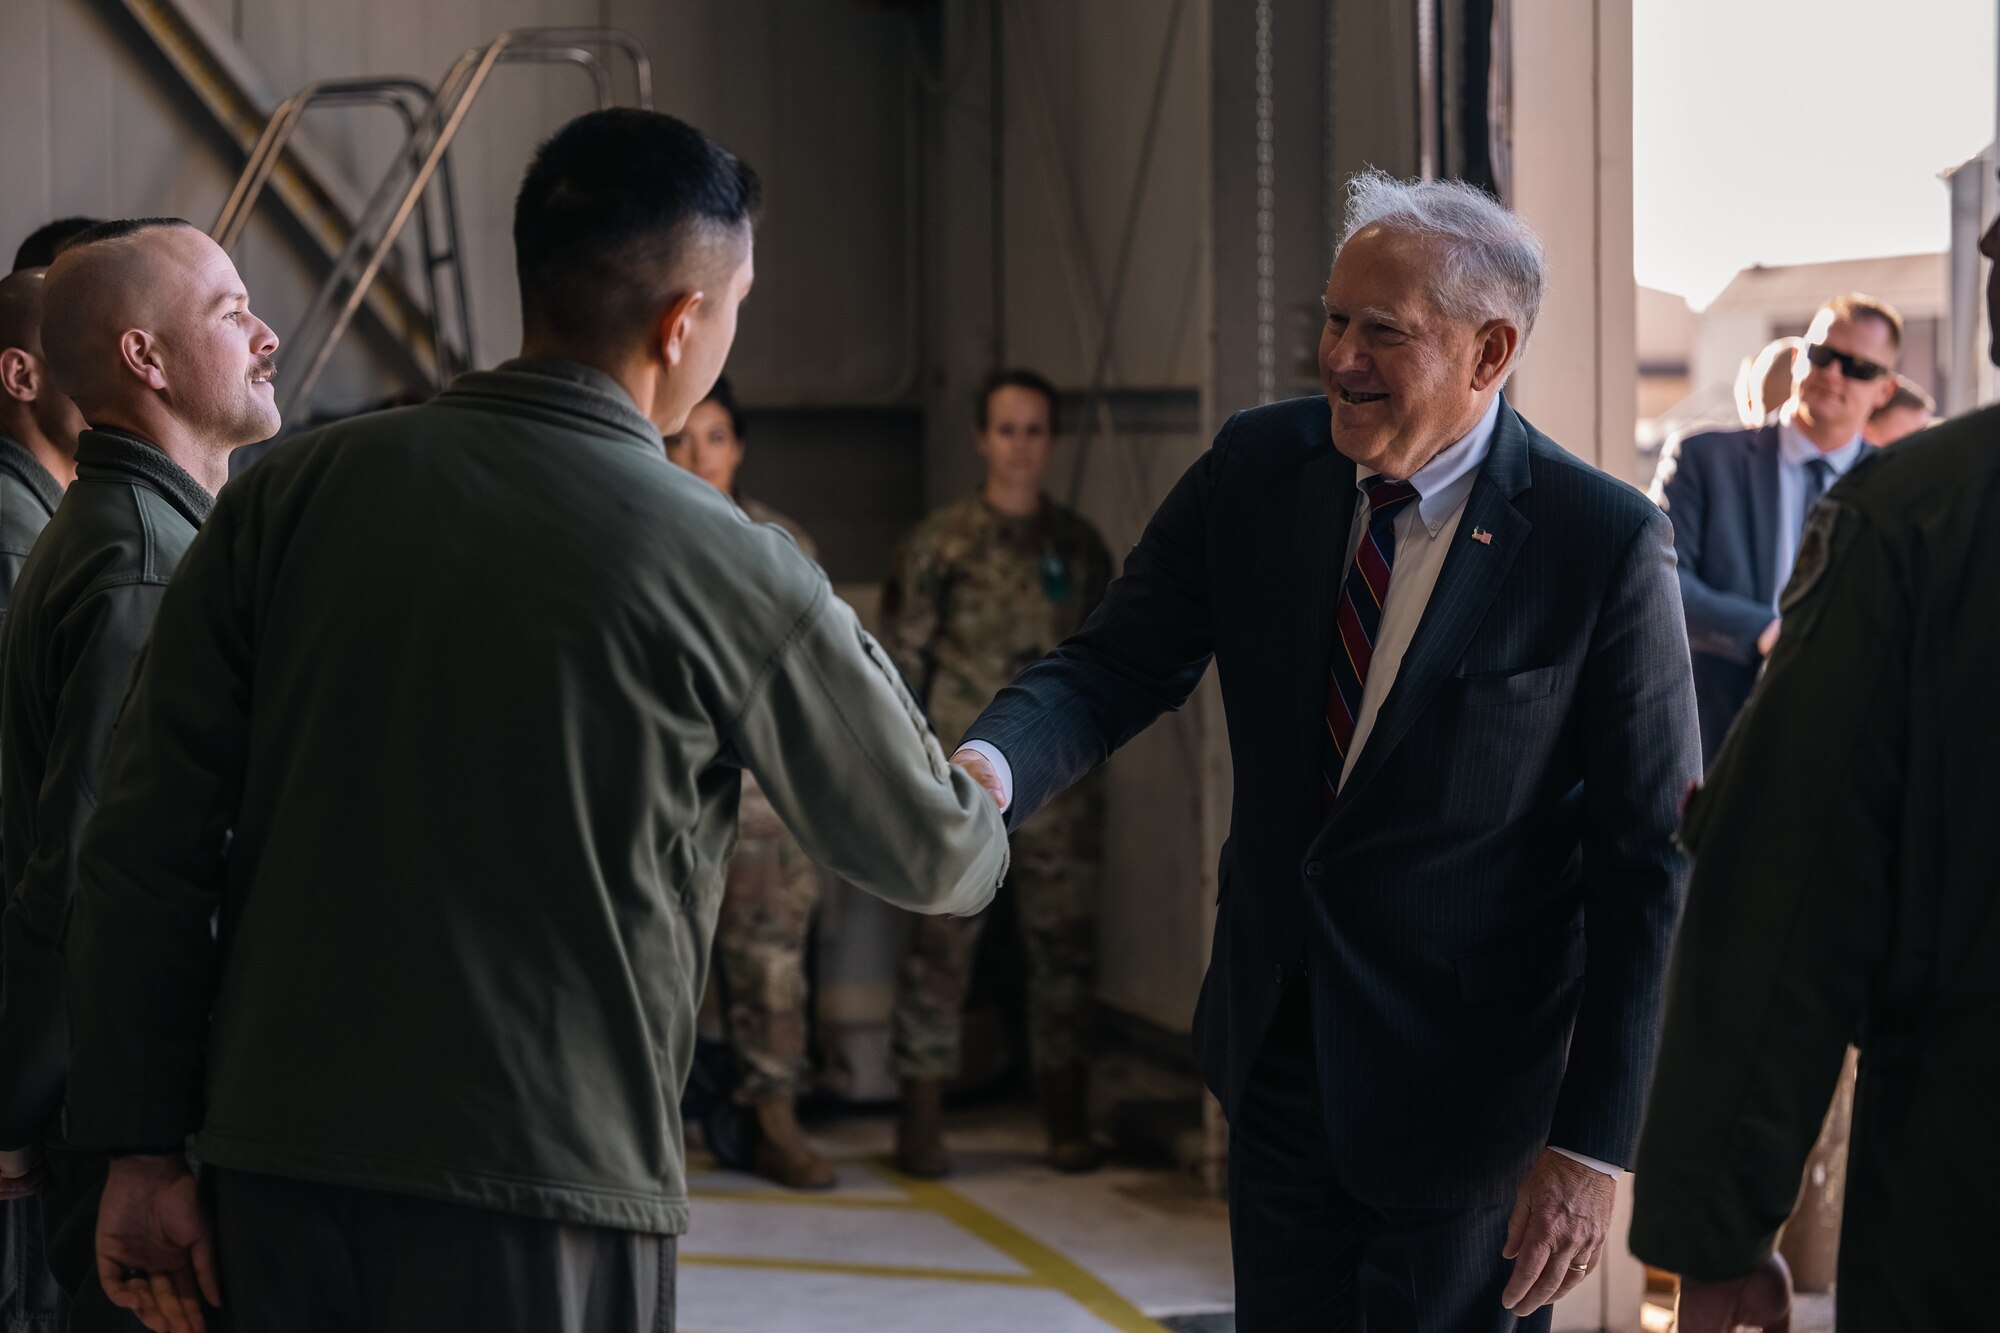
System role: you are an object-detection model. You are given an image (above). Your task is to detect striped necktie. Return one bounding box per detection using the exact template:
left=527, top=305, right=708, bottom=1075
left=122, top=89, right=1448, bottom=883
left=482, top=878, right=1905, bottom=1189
left=1801, top=457, right=1833, bottom=531
left=1324, top=477, right=1420, bottom=796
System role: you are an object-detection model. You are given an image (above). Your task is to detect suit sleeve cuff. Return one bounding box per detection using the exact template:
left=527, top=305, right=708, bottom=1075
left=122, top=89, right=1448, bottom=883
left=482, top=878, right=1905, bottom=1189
left=1552, top=1145, right=1623, bottom=1177
left=952, top=741, right=1013, bottom=812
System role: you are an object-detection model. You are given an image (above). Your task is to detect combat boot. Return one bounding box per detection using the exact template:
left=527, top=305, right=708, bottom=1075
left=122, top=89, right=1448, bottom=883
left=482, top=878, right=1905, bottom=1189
left=749, top=1097, right=837, bottom=1191
left=895, top=1079, right=952, bottom=1178
left=1042, top=1065, right=1100, bottom=1173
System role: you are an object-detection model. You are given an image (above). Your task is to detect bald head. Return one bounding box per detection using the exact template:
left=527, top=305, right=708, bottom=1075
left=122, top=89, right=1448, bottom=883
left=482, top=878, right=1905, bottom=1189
left=42, top=219, right=206, bottom=410
left=42, top=219, right=280, bottom=459
left=0, top=267, right=85, bottom=461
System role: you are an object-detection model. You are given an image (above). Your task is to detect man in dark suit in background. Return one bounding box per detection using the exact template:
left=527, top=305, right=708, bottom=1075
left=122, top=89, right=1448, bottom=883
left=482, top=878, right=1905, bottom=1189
left=950, top=172, right=1701, bottom=1331
left=1650, top=294, right=1902, bottom=760
left=1630, top=193, right=2000, bottom=1333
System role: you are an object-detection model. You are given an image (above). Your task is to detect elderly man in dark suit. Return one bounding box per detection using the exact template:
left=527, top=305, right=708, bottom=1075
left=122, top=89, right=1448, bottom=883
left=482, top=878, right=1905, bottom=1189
left=951, top=171, right=1700, bottom=1331
left=1649, top=294, right=1902, bottom=760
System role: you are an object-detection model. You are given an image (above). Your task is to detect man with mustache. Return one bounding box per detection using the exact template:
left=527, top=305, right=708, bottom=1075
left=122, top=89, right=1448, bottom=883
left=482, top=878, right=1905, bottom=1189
left=0, top=218, right=279, bottom=1330
left=60, top=111, right=1003, bottom=1333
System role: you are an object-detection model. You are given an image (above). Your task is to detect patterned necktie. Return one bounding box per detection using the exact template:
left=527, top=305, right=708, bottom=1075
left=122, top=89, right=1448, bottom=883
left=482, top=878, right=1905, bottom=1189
left=1324, top=477, right=1420, bottom=796
left=1801, top=457, right=1834, bottom=531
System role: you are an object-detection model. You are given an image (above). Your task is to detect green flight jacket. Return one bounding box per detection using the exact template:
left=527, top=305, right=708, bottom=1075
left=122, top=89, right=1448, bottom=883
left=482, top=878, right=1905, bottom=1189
left=64, top=359, right=1007, bottom=1235
left=0, top=429, right=210, bottom=1149
left=0, top=433, right=64, bottom=623
left=1630, top=405, right=2000, bottom=1327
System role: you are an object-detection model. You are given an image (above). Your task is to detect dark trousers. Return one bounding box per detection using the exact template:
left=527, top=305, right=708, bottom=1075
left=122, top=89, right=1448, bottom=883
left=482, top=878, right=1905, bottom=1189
left=1228, top=977, right=1549, bottom=1333
left=1, top=1194, right=61, bottom=1333
left=211, top=1169, right=675, bottom=1333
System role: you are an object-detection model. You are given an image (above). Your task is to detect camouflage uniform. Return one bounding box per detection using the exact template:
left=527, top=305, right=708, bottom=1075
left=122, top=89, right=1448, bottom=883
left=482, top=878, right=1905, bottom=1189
left=880, top=493, right=1113, bottom=1080
left=715, top=497, right=823, bottom=1102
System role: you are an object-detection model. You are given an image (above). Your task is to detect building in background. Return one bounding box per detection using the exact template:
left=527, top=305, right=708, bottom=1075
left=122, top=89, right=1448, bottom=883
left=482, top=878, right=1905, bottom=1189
left=1636, top=252, right=1947, bottom=478
left=1692, top=253, right=1945, bottom=403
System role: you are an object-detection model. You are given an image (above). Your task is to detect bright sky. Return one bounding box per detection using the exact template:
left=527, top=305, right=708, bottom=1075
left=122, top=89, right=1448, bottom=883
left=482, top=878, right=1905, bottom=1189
left=1634, top=0, right=1996, bottom=308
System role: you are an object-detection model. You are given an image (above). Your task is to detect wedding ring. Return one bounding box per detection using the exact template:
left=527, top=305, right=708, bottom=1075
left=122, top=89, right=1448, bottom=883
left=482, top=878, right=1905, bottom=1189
left=1568, top=1263, right=1590, bottom=1274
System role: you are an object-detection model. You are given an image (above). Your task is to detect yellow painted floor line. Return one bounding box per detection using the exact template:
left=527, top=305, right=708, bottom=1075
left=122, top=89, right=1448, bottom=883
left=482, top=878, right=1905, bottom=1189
left=868, top=1158, right=1174, bottom=1333
left=684, top=1154, right=1179, bottom=1332
left=688, top=1186, right=921, bottom=1210
left=680, top=1253, right=1044, bottom=1287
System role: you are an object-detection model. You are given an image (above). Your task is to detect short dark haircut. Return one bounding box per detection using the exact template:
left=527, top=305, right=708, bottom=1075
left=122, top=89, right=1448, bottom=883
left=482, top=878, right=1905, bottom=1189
left=1872, top=374, right=1935, bottom=420
left=698, top=374, right=745, bottom=440
left=977, top=368, right=1059, bottom=432
left=11, top=216, right=104, bottom=272
left=1820, top=292, right=1903, bottom=351
left=55, top=217, right=199, bottom=254
left=514, top=109, right=761, bottom=355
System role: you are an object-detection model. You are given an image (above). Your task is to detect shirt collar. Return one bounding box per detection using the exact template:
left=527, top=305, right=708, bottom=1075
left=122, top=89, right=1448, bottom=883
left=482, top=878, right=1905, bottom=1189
left=0, top=434, right=64, bottom=516
left=440, top=357, right=664, bottom=450
left=73, top=427, right=213, bottom=527
left=1776, top=408, right=1866, bottom=475
left=1355, top=394, right=1501, bottom=535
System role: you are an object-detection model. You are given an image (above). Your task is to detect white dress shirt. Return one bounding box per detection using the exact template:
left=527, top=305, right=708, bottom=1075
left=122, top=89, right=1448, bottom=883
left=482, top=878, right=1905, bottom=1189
left=956, top=394, right=1618, bottom=1177
left=1335, top=396, right=1496, bottom=787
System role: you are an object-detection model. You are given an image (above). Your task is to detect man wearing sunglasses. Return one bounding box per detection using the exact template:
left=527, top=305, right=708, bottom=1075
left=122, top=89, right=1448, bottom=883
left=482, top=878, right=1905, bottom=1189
left=1649, top=293, right=1903, bottom=760
left=1630, top=204, right=2000, bottom=1333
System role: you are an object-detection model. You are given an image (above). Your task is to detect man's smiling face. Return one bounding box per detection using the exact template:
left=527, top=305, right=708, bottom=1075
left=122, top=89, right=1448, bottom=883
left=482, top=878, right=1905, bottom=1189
left=1318, top=226, right=1499, bottom=480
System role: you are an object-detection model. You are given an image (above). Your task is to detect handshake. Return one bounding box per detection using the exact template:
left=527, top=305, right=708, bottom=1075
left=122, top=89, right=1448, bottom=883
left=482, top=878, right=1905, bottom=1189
left=948, top=748, right=1006, bottom=811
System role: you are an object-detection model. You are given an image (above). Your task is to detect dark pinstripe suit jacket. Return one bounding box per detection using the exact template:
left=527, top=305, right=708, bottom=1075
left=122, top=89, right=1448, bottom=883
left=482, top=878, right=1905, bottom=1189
left=965, top=394, right=1702, bottom=1210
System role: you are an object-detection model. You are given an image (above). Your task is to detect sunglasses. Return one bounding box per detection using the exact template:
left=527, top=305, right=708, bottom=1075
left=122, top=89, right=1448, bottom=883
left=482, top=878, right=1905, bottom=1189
left=1803, top=342, right=1889, bottom=383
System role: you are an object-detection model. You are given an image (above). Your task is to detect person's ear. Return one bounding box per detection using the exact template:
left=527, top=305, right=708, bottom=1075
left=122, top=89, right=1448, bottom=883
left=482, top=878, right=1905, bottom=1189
left=1471, top=320, right=1519, bottom=391
left=1871, top=373, right=1901, bottom=413
left=654, top=291, right=706, bottom=370
left=0, top=348, right=34, bottom=404
left=119, top=329, right=166, bottom=391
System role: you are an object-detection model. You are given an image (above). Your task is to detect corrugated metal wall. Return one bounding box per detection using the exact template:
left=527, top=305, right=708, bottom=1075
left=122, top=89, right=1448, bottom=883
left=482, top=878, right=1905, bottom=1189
left=1, top=0, right=920, bottom=415
left=0, top=0, right=1233, bottom=1039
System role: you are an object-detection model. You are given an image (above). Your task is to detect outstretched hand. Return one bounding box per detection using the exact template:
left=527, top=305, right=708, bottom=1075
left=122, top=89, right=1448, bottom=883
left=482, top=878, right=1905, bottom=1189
left=950, top=749, right=1006, bottom=810
left=1499, top=1148, right=1617, bottom=1315
left=96, top=1154, right=221, bottom=1333
left=1676, top=1254, right=1793, bottom=1333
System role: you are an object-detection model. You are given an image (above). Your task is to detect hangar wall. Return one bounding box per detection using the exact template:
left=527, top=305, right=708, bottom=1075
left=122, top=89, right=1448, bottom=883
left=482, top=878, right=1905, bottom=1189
left=0, top=0, right=1234, bottom=1041
left=0, top=0, right=1635, bottom=1052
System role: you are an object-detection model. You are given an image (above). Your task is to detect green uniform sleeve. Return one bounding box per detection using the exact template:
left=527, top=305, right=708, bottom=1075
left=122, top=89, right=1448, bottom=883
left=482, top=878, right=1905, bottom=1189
left=1630, top=500, right=1905, bottom=1279
left=727, top=580, right=1007, bottom=918
left=64, top=511, right=250, bottom=1152
left=0, top=581, right=167, bottom=1148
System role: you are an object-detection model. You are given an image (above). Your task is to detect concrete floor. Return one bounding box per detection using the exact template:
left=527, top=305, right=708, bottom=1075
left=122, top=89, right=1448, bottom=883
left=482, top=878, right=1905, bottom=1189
left=680, top=1103, right=1836, bottom=1333
left=679, top=1104, right=1234, bottom=1333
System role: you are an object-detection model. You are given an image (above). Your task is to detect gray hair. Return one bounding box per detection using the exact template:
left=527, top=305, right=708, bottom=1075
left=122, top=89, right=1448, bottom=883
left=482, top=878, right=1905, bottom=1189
left=1337, top=169, right=1547, bottom=353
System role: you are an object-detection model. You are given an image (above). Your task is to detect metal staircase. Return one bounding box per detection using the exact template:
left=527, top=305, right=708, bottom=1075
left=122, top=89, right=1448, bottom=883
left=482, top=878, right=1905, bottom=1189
left=111, top=0, right=651, bottom=416
left=271, top=28, right=651, bottom=417
left=211, top=76, right=476, bottom=388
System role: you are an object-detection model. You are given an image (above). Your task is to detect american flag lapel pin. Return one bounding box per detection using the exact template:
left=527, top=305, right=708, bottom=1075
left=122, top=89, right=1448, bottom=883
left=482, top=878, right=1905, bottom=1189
left=1471, top=526, right=1494, bottom=545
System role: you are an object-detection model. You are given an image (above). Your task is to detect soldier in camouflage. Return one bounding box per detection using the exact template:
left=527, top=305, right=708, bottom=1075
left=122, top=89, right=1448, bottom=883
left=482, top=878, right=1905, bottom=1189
left=665, top=377, right=834, bottom=1190
left=880, top=369, right=1113, bottom=1177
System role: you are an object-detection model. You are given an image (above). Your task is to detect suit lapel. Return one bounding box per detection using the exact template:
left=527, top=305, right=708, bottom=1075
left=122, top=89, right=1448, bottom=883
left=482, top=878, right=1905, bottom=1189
left=1747, top=425, right=1781, bottom=605
left=1329, top=405, right=1533, bottom=818
left=1295, top=434, right=1358, bottom=797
